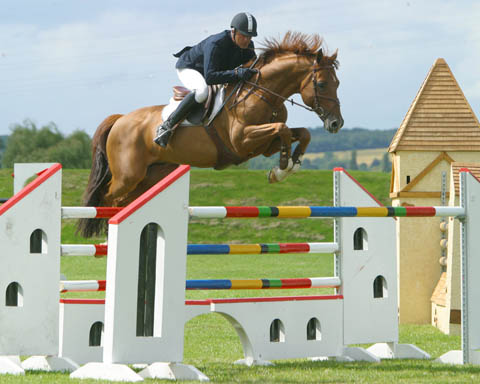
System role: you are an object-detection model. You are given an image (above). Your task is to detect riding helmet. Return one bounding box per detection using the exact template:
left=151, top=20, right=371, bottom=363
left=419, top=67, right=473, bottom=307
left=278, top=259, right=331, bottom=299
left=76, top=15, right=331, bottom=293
left=230, top=12, right=257, bottom=37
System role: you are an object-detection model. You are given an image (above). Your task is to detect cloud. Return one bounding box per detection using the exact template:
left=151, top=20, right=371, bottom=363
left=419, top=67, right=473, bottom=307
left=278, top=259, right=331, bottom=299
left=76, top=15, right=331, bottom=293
left=0, top=0, right=479, bottom=133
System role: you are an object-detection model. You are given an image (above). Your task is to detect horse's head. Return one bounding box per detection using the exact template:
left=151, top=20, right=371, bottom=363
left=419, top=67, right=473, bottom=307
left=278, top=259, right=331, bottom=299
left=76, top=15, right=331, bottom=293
left=299, top=49, right=343, bottom=133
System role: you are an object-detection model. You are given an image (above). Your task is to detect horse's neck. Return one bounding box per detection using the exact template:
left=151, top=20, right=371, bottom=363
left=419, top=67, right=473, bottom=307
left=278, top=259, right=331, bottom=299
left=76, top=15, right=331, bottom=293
left=260, top=56, right=309, bottom=98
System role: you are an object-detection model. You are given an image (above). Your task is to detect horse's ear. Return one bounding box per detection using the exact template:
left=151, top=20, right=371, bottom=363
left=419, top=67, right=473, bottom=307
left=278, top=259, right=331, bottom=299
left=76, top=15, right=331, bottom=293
left=316, top=48, right=323, bottom=63
left=330, top=50, right=338, bottom=61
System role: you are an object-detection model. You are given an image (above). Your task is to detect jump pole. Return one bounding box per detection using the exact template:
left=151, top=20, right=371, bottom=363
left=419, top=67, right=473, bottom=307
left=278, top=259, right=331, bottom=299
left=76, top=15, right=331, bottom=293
left=60, top=277, right=341, bottom=292
left=60, top=242, right=338, bottom=257
left=61, top=205, right=465, bottom=220
left=188, top=205, right=465, bottom=218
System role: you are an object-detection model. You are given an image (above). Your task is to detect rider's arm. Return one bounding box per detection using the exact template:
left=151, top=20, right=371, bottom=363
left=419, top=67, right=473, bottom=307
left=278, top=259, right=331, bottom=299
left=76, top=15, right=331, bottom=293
left=203, top=43, right=238, bottom=85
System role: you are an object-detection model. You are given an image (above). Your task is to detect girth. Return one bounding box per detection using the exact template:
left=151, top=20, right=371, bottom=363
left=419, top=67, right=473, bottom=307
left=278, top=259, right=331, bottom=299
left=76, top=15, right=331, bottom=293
left=203, top=124, right=244, bottom=170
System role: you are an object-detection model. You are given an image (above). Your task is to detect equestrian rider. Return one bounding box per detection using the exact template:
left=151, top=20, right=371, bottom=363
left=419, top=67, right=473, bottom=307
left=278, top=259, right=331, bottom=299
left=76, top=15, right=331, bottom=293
left=153, top=12, right=259, bottom=147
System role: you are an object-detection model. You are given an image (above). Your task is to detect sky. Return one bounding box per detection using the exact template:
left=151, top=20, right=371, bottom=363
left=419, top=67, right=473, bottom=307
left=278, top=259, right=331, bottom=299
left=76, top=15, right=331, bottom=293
left=1, top=0, right=479, bottom=136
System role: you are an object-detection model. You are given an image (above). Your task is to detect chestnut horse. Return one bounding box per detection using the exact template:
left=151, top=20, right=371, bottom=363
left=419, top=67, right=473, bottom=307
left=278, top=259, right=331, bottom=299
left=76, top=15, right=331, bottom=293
left=78, top=32, right=343, bottom=237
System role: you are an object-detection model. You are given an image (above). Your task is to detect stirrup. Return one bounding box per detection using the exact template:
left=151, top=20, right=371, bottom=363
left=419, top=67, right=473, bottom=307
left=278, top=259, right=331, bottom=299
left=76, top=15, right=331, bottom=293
left=154, top=126, right=172, bottom=147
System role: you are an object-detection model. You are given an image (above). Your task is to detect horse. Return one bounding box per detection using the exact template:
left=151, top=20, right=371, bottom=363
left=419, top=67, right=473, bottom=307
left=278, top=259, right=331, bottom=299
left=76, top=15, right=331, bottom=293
left=77, top=31, right=343, bottom=238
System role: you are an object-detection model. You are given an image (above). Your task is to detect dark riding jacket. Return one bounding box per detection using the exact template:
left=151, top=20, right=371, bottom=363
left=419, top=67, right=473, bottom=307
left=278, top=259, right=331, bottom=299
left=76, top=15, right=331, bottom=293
left=174, top=30, right=256, bottom=85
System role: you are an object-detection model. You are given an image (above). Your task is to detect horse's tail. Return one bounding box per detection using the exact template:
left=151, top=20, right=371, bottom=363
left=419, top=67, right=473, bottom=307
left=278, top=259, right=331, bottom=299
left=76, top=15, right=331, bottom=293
left=77, top=114, right=123, bottom=238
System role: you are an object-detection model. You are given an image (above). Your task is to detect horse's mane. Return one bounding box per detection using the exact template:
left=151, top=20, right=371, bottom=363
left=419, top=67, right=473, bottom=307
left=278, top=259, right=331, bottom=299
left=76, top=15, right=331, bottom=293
left=259, top=31, right=339, bottom=68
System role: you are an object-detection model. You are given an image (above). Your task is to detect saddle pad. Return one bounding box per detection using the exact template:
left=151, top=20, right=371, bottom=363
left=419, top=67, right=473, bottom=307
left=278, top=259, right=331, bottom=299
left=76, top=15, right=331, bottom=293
left=161, top=87, right=225, bottom=127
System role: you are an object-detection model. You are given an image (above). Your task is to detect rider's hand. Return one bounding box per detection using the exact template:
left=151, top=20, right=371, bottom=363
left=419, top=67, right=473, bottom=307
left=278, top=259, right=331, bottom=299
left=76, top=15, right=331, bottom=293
left=236, top=68, right=258, bottom=81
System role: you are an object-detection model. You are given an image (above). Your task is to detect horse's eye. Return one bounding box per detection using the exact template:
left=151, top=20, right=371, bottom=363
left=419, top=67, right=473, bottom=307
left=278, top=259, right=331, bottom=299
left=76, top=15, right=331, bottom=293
left=316, top=82, right=327, bottom=91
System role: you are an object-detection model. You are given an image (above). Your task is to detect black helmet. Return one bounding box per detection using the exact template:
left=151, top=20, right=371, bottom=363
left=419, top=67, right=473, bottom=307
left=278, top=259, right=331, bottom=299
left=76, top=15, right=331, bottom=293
left=231, top=12, right=257, bottom=37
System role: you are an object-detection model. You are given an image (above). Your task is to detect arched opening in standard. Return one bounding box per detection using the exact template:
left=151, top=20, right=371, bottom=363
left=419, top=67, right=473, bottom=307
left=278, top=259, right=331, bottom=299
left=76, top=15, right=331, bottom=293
left=89, top=321, right=104, bottom=346
left=270, top=319, right=285, bottom=342
left=306, top=317, right=321, bottom=341
left=30, top=228, right=48, bottom=254
left=136, top=222, right=165, bottom=337
left=353, top=227, right=368, bottom=250
left=5, top=282, right=23, bottom=307
left=373, top=275, right=388, bottom=298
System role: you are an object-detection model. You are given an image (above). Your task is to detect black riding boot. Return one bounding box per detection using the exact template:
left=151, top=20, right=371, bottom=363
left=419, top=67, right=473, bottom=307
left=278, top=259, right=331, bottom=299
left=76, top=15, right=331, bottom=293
left=154, top=92, right=199, bottom=147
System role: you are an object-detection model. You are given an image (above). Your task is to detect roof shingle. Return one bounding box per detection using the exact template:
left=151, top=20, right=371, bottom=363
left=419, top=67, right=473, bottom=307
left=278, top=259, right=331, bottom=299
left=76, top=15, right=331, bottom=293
left=389, top=58, right=480, bottom=152
left=451, top=162, right=480, bottom=196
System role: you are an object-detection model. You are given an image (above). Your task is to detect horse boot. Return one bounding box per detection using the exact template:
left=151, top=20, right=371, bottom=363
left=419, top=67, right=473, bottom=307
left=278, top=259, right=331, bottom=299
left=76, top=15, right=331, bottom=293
left=154, top=92, right=198, bottom=147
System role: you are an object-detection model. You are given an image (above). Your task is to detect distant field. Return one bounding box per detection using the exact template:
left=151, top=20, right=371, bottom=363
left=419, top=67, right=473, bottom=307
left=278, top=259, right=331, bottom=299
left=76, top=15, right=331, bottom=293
left=305, top=148, right=388, bottom=166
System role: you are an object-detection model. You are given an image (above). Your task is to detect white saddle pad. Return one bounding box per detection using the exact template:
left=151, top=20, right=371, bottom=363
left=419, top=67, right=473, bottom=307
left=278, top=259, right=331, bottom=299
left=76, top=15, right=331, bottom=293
left=161, top=87, right=225, bottom=126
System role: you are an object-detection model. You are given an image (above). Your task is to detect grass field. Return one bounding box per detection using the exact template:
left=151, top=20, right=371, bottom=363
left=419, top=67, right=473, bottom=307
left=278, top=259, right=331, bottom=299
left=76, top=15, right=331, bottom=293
left=0, top=167, right=477, bottom=383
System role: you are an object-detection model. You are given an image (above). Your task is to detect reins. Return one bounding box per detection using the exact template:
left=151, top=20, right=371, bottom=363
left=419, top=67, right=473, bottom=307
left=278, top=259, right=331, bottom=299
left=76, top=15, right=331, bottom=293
left=230, top=58, right=340, bottom=121
left=208, top=56, right=262, bottom=126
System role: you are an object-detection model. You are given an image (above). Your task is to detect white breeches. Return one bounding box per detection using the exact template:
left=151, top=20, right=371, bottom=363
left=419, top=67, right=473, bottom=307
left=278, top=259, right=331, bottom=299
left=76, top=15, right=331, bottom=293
left=176, top=68, right=209, bottom=103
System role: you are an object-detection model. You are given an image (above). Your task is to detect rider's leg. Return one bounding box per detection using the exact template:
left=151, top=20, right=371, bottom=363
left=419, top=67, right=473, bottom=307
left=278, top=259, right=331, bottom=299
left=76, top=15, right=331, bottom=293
left=178, top=68, right=209, bottom=103
left=154, top=92, right=198, bottom=147
left=154, top=68, right=208, bottom=147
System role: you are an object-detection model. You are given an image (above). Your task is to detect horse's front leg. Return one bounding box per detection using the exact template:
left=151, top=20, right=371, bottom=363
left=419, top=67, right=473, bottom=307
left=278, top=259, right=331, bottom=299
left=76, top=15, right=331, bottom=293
left=290, top=127, right=311, bottom=173
left=235, top=122, right=293, bottom=183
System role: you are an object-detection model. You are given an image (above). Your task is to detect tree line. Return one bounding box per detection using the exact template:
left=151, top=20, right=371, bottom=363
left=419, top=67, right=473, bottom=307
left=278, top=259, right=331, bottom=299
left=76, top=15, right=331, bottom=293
left=0, top=121, right=395, bottom=171
left=1, top=120, right=91, bottom=168
left=307, top=126, right=396, bottom=152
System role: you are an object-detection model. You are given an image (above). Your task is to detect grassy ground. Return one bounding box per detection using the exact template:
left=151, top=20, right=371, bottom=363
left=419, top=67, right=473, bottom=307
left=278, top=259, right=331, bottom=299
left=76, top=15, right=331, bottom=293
left=0, top=167, right=475, bottom=383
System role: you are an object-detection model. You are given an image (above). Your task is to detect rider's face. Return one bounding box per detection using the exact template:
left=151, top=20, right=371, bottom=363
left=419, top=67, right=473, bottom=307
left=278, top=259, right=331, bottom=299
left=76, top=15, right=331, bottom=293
left=232, top=30, right=252, bottom=49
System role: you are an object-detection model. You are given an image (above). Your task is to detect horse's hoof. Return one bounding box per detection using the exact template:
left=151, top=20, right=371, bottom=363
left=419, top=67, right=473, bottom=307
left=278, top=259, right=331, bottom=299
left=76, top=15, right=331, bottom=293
left=267, top=170, right=278, bottom=183
left=269, top=166, right=289, bottom=183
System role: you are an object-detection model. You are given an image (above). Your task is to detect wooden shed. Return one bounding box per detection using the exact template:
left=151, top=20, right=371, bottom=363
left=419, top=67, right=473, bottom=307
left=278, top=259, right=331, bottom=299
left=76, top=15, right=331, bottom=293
left=389, top=58, right=480, bottom=326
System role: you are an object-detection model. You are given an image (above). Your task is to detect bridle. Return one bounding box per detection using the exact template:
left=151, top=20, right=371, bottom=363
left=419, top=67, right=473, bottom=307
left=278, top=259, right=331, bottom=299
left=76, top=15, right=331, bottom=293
left=301, top=63, right=341, bottom=120
left=232, top=58, right=340, bottom=121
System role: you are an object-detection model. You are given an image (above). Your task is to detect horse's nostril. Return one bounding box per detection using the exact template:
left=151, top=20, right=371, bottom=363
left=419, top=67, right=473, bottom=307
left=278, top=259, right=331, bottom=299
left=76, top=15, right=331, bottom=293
left=331, top=121, right=338, bottom=130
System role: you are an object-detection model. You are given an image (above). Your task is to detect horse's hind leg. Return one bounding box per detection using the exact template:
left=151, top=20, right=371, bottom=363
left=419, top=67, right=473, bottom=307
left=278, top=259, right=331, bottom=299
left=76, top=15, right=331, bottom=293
left=104, top=158, right=151, bottom=207
left=113, top=163, right=179, bottom=206
left=105, top=174, right=143, bottom=207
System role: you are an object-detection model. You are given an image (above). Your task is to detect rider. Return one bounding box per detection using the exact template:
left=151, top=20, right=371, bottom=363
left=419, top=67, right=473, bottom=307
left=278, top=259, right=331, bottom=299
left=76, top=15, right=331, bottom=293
left=153, top=12, right=259, bottom=147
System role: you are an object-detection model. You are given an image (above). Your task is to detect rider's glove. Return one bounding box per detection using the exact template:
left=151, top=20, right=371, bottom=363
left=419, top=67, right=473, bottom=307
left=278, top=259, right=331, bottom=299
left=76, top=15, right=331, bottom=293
left=236, top=68, right=258, bottom=81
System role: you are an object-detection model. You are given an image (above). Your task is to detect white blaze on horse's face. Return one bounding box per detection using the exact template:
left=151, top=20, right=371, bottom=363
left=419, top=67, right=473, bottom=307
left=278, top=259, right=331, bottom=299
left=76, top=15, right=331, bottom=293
left=300, top=50, right=344, bottom=134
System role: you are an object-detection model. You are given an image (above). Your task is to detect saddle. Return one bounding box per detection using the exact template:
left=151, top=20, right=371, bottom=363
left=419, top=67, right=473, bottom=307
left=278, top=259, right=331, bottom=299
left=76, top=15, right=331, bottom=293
left=161, top=85, right=224, bottom=126
left=161, top=84, right=244, bottom=170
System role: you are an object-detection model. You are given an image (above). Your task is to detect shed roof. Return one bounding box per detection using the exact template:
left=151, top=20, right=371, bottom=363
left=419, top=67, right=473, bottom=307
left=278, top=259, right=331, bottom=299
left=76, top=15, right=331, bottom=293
left=451, top=162, right=480, bottom=196
left=389, top=58, right=480, bottom=153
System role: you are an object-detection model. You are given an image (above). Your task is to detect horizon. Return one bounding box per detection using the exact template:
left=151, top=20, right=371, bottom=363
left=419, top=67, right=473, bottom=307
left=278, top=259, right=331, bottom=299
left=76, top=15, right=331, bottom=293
left=0, top=124, right=399, bottom=138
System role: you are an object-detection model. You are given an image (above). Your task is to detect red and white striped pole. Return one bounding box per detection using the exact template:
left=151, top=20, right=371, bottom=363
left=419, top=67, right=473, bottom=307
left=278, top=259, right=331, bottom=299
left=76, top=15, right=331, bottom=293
left=61, top=244, right=107, bottom=257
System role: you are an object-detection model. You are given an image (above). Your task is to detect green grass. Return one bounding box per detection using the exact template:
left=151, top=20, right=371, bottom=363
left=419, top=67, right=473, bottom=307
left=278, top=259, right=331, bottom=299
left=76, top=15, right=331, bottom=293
left=1, top=168, right=475, bottom=382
